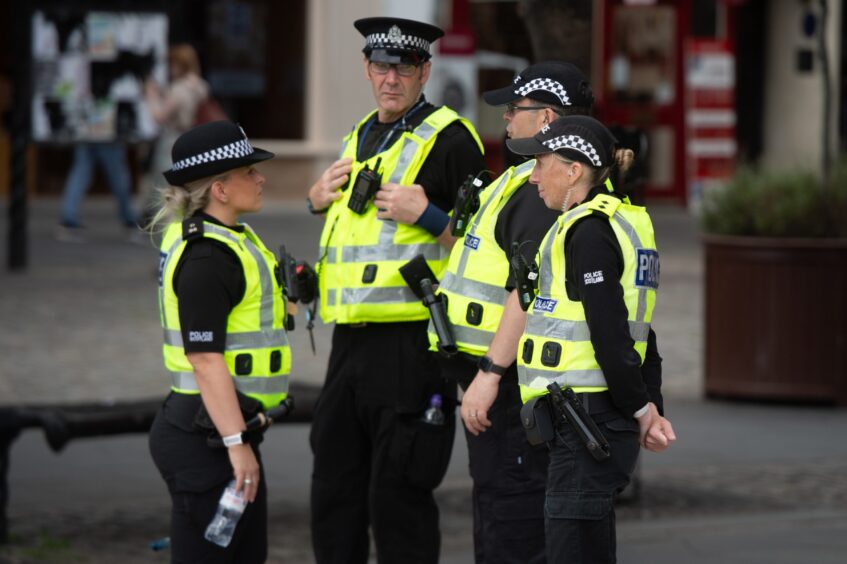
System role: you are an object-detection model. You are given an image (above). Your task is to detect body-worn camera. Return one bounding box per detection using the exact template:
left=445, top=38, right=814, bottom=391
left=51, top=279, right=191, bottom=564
left=510, top=242, right=539, bottom=311
left=451, top=173, right=486, bottom=236
left=347, top=157, right=383, bottom=214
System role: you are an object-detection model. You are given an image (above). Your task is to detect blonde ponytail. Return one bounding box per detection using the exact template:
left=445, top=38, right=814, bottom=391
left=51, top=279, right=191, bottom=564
left=144, top=173, right=227, bottom=234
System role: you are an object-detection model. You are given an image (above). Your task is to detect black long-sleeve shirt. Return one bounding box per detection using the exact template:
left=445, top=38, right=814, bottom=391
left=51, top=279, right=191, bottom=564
left=564, top=187, right=664, bottom=417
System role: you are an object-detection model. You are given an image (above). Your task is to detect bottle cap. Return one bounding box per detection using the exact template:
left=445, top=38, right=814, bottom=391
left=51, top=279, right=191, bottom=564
left=429, top=393, right=442, bottom=408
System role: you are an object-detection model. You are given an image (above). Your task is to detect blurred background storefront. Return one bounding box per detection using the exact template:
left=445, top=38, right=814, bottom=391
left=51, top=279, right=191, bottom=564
left=1, top=0, right=844, bottom=208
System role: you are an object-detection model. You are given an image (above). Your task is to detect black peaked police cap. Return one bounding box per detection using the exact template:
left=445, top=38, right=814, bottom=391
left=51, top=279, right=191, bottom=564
left=483, top=61, right=594, bottom=109
left=164, top=120, right=274, bottom=186
left=506, top=116, right=618, bottom=169
left=354, top=17, right=444, bottom=64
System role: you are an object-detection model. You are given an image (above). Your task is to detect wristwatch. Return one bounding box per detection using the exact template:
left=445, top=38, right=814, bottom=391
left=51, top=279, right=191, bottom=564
left=221, top=432, right=245, bottom=447
left=306, top=197, right=328, bottom=215
left=477, top=355, right=508, bottom=376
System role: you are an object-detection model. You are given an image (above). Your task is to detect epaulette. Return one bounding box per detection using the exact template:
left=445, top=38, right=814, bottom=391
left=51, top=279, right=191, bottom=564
left=182, top=217, right=205, bottom=241
left=586, top=194, right=620, bottom=219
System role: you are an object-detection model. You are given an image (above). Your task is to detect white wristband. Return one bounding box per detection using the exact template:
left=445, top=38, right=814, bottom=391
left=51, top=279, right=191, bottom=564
left=633, top=404, right=650, bottom=419
left=222, top=432, right=244, bottom=447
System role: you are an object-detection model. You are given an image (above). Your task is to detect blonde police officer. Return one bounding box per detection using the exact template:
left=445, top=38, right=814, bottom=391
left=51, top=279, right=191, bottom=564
left=305, top=17, right=487, bottom=564
left=148, top=121, right=290, bottom=563
left=506, top=116, right=676, bottom=563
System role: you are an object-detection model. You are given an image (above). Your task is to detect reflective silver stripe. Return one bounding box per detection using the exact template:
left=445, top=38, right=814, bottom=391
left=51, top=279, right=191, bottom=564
left=455, top=172, right=511, bottom=278
left=203, top=223, right=242, bottom=246
left=514, top=159, right=536, bottom=176
left=341, top=243, right=443, bottom=263
left=441, top=272, right=509, bottom=304
left=415, top=121, right=438, bottom=142
left=538, top=221, right=558, bottom=296
left=524, top=316, right=651, bottom=342
left=320, top=246, right=338, bottom=264
left=159, top=236, right=184, bottom=330
left=518, top=367, right=607, bottom=389
left=239, top=233, right=275, bottom=330
left=610, top=212, right=650, bottom=323
left=164, top=329, right=289, bottom=350
left=170, top=371, right=290, bottom=395
left=452, top=324, right=495, bottom=347
left=326, top=288, right=336, bottom=305
left=340, top=286, right=418, bottom=305
left=388, top=136, right=420, bottom=184
left=339, top=138, right=350, bottom=158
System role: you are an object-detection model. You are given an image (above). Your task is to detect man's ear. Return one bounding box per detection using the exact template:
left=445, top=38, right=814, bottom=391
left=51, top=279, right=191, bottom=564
left=419, top=60, right=432, bottom=86
left=363, top=56, right=371, bottom=80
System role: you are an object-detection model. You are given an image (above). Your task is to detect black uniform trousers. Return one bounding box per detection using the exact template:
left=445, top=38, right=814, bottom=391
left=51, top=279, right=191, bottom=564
left=438, top=356, right=548, bottom=564
left=149, top=393, right=268, bottom=564
left=545, top=401, right=640, bottom=564
left=310, top=321, right=456, bottom=564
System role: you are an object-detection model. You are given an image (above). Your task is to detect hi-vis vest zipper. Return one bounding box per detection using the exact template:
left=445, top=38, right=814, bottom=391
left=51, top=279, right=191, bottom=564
left=317, top=106, right=484, bottom=324
left=517, top=194, right=659, bottom=404
left=427, top=160, right=535, bottom=355
left=159, top=220, right=291, bottom=410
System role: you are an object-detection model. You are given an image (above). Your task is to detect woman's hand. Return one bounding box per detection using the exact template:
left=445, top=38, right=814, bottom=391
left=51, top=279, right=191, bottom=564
left=228, top=444, right=261, bottom=502
left=460, top=371, right=500, bottom=435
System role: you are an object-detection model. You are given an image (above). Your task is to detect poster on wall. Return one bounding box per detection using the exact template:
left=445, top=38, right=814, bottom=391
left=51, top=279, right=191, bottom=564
left=31, top=10, right=168, bottom=143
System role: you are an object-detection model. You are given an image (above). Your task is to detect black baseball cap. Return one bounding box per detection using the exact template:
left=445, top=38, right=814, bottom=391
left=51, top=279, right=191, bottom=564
left=483, top=61, right=594, bottom=109
left=164, top=121, right=274, bottom=186
left=506, top=115, right=617, bottom=168
left=354, top=17, right=444, bottom=64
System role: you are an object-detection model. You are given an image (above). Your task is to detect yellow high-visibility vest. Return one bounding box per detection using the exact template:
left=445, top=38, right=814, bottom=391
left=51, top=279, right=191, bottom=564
left=427, top=159, right=535, bottom=355
left=517, top=194, right=658, bottom=403
left=317, top=106, right=484, bottom=324
left=159, top=219, right=291, bottom=410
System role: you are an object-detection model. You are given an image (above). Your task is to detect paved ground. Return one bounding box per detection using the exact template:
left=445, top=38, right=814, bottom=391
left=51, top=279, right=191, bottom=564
left=1, top=197, right=845, bottom=563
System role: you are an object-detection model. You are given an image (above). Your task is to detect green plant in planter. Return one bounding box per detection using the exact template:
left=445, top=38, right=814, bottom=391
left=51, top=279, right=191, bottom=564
left=701, top=158, right=847, bottom=238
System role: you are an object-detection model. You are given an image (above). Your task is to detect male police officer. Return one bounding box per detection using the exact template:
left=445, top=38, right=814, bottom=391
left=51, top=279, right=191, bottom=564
left=431, top=62, right=667, bottom=563
left=306, top=17, right=486, bottom=564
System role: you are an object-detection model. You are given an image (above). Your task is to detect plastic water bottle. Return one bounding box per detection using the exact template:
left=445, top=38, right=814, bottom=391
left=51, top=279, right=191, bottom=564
left=421, top=393, right=445, bottom=426
left=204, top=479, right=247, bottom=547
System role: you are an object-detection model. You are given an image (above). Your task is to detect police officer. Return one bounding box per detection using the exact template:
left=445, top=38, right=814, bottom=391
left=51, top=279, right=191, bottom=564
left=506, top=116, right=676, bottom=563
left=305, top=17, right=487, bottom=564
left=430, top=61, right=594, bottom=563
left=148, top=121, right=292, bottom=563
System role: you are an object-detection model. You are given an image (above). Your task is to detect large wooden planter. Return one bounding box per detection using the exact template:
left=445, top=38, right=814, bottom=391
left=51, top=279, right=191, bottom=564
left=704, top=235, right=847, bottom=405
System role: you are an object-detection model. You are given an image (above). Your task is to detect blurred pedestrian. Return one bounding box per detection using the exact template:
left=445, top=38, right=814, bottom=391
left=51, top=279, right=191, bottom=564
left=148, top=120, right=290, bottom=563
left=56, top=141, right=138, bottom=242
left=142, top=43, right=210, bottom=226
left=507, top=115, right=676, bottom=563
left=306, top=16, right=487, bottom=564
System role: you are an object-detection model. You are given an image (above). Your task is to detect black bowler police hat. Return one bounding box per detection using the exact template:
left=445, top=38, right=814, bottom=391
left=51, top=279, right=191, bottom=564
left=483, top=61, right=594, bottom=109
left=163, top=121, right=274, bottom=186
left=506, top=115, right=618, bottom=168
left=354, top=17, right=444, bottom=65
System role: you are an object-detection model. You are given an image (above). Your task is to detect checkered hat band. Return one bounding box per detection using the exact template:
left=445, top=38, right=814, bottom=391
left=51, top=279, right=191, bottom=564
left=514, top=78, right=571, bottom=106
left=366, top=33, right=430, bottom=53
left=171, top=139, right=255, bottom=172
left=542, top=134, right=602, bottom=167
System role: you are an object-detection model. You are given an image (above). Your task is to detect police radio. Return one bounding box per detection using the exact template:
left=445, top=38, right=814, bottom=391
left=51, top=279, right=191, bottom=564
left=450, top=172, right=486, bottom=236
left=347, top=157, right=383, bottom=214
left=278, top=246, right=319, bottom=350
left=510, top=242, right=539, bottom=311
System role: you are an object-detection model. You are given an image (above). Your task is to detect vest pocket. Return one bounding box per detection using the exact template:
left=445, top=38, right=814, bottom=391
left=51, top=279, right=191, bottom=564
left=522, top=339, right=534, bottom=364
left=466, top=302, right=483, bottom=326
left=270, top=350, right=282, bottom=373
left=540, top=342, right=561, bottom=367
left=235, top=353, right=253, bottom=375
left=362, top=264, right=377, bottom=283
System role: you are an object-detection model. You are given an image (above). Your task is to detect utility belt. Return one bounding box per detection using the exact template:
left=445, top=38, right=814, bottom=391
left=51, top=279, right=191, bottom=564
left=193, top=391, right=295, bottom=448
left=521, top=384, right=614, bottom=462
